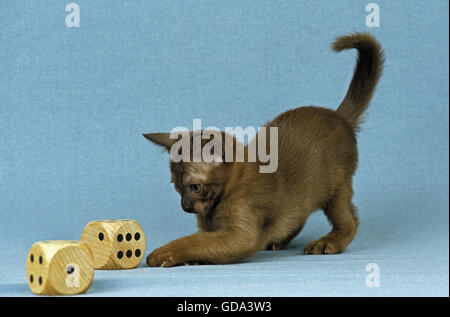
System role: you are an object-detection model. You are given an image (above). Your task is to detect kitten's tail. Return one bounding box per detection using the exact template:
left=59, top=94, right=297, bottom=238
left=333, top=32, right=384, bottom=130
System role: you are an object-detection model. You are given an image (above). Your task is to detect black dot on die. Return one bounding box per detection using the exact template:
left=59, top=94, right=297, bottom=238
left=126, top=250, right=132, bottom=258
left=39, top=256, right=43, bottom=264
left=117, top=251, right=123, bottom=259
left=67, top=266, right=75, bottom=274
left=134, top=233, right=141, bottom=241
left=30, top=275, right=34, bottom=283
left=135, top=249, right=141, bottom=257
left=30, top=254, right=34, bottom=263
left=38, top=276, right=42, bottom=285
left=98, top=232, right=104, bottom=241
left=126, top=233, right=132, bottom=241
left=117, top=234, right=123, bottom=242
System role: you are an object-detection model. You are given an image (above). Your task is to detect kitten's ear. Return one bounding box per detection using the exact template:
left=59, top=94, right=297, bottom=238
left=142, top=133, right=177, bottom=151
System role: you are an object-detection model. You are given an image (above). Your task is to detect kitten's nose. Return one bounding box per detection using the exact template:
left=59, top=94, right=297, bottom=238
left=181, top=199, right=194, bottom=213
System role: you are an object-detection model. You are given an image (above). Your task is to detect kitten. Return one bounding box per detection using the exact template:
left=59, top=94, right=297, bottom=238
left=143, top=33, right=384, bottom=267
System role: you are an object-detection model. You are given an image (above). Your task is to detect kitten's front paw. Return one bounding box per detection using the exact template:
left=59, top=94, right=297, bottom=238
left=147, top=244, right=185, bottom=268
left=304, top=239, right=341, bottom=255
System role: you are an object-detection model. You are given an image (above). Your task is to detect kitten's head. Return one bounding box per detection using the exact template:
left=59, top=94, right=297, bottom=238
left=143, top=131, right=234, bottom=216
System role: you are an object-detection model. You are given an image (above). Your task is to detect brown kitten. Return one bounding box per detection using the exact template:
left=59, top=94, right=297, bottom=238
left=143, top=32, right=384, bottom=267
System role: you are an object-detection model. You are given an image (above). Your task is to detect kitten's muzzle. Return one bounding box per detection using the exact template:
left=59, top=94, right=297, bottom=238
left=181, top=197, right=195, bottom=214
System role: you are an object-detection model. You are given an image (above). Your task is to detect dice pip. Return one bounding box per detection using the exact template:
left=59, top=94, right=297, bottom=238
left=80, top=219, right=146, bottom=269
left=26, top=240, right=95, bottom=295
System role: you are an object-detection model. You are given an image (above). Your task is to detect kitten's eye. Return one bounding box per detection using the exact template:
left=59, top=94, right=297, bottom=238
left=174, top=184, right=181, bottom=192
left=190, top=184, right=202, bottom=193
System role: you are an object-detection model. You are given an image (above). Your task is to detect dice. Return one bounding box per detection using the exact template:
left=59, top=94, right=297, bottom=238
left=26, top=240, right=94, bottom=295
left=81, top=219, right=146, bottom=269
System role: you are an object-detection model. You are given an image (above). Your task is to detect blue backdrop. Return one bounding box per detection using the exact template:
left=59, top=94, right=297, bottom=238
left=0, top=0, right=448, bottom=296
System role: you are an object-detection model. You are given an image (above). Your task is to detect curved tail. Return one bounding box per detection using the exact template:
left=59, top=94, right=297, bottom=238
left=333, top=32, right=384, bottom=130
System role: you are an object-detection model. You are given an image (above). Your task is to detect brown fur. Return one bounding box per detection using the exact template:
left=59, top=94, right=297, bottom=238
left=143, top=32, right=384, bottom=267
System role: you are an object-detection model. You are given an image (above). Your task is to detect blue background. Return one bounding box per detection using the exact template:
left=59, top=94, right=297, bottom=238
left=0, top=0, right=448, bottom=296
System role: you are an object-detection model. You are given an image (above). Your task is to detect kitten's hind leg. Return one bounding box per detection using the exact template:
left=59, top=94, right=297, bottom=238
left=304, top=181, right=359, bottom=255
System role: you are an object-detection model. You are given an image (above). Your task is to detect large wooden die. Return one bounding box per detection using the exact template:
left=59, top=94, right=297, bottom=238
left=81, top=219, right=146, bottom=269
left=26, top=240, right=94, bottom=295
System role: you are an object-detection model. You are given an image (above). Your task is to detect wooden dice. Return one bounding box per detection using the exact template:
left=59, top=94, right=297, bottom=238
left=81, top=219, right=146, bottom=269
left=26, top=240, right=94, bottom=295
